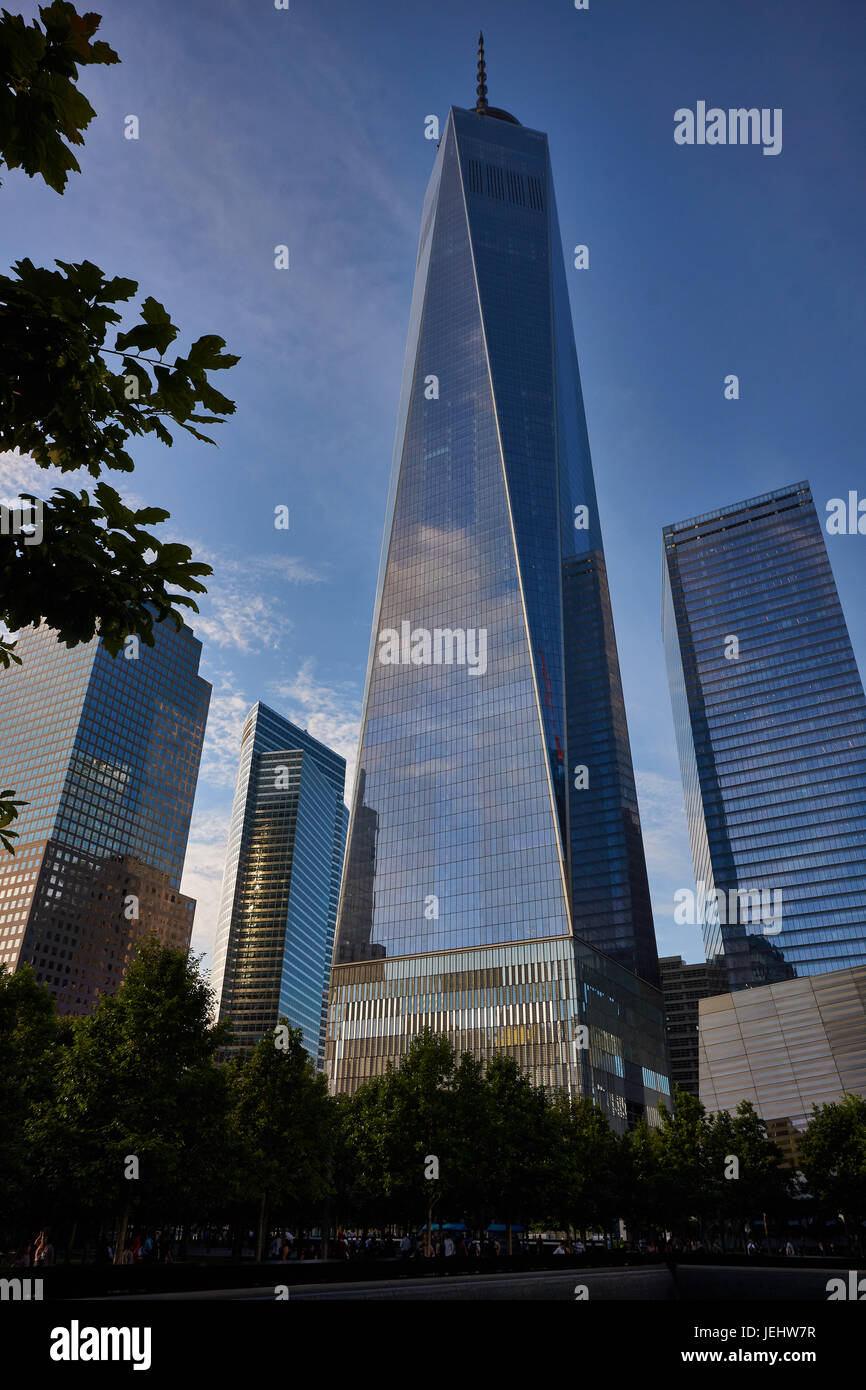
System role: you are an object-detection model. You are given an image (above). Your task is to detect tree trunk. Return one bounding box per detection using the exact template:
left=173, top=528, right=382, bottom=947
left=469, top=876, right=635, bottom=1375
left=113, top=1205, right=130, bottom=1266
left=321, top=1200, right=330, bottom=1260
left=256, top=1193, right=267, bottom=1263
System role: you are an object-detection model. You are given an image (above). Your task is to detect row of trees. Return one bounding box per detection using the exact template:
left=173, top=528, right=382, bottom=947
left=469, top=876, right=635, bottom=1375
left=2, top=940, right=865, bottom=1261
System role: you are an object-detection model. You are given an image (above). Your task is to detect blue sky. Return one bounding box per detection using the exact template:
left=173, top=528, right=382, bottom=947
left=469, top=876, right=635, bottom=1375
left=2, top=0, right=864, bottom=970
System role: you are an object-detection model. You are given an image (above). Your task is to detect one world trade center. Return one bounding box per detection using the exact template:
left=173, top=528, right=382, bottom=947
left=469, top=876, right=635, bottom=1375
left=327, top=41, right=669, bottom=1129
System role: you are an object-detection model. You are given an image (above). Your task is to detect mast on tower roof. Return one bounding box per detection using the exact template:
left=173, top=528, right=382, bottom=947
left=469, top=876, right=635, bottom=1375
left=475, top=31, right=488, bottom=114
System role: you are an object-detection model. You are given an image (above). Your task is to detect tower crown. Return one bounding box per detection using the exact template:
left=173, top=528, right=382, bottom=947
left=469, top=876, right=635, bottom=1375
left=473, top=31, right=520, bottom=125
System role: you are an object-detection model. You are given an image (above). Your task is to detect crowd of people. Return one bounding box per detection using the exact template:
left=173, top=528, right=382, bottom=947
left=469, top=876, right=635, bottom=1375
left=267, top=1232, right=321, bottom=1261
left=107, top=1230, right=180, bottom=1264
left=331, top=1231, right=539, bottom=1258
left=10, top=1224, right=840, bottom=1267
left=13, top=1226, right=186, bottom=1266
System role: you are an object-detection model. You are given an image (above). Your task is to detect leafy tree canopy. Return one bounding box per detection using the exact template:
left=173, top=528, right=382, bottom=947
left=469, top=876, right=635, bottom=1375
left=0, top=0, right=119, bottom=193
left=0, top=4, right=239, bottom=851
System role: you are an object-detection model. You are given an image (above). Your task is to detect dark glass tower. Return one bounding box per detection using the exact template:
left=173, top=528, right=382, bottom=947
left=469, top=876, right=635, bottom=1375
left=658, top=954, right=727, bottom=1097
left=211, top=703, right=348, bottom=1066
left=327, top=51, right=667, bottom=1121
left=0, top=619, right=210, bottom=1012
left=663, top=481, right=866, bottom=991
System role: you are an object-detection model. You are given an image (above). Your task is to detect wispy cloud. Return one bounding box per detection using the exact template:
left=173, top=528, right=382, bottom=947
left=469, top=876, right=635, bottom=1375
left=0, top=448, right=148, bottom=509
left=198, top=671, right=250, bottom=789
left=635, top=768, right=706, bottom=959
left=183, top=807, right=232, bottom=970
left=184, top=544, right=326, bottom=654
left=635, top=769, right=691, bottom=882
left=194, top=589, right=291, bottom=653
left=269, top=657, right=362, bottom=798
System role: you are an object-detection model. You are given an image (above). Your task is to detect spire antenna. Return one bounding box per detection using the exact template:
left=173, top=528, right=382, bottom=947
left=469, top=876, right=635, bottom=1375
left=475, top=30, right=488, bottom=114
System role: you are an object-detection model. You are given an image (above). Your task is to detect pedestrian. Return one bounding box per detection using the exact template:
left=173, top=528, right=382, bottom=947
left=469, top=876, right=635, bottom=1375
left=35, top=1232, right=55, bottom=1266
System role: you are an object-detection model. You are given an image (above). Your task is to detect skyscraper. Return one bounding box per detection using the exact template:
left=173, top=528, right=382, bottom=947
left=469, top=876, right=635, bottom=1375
left=0, top=618, right=210, bottom=1012
left=326, top=43, right=668, bottom=1123
left=658, top=955, right=727, bottom=1097
left=211, top=703, right=348, bottom=1066
left=663, top=481, right=866, bottom=991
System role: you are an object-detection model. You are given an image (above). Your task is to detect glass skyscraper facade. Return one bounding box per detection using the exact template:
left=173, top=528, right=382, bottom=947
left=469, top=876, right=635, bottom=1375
left=0, top=619, right=210, bottom=1012
left=663, top=481, right=866, bottom=991
left=327, top=86, right=668, bottom=1127
left=211, top=703, right=348, bottom=1066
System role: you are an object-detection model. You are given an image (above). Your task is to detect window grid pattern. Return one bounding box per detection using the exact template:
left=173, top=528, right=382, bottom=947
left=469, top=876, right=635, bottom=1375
left=663, top=483, right=866, bottom=990
left=327, top=936, right=669, bottom=1131
left=0, top=619, right=209, bottom=1012
left=213, top=704, right=347, bottom=1067
left=329, top=106, right=667, bottom=1100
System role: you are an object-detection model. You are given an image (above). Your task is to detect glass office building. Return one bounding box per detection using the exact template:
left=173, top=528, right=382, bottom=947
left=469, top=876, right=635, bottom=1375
left=663, top=481, right=866, bottom=991
left=0, top=619, right=210, bottom=1012
left=212, top=703, right=348, bottom=1066
left=658, top=955, right=727, bottom=1098
left=327, top=64, right=668, bottom=1126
